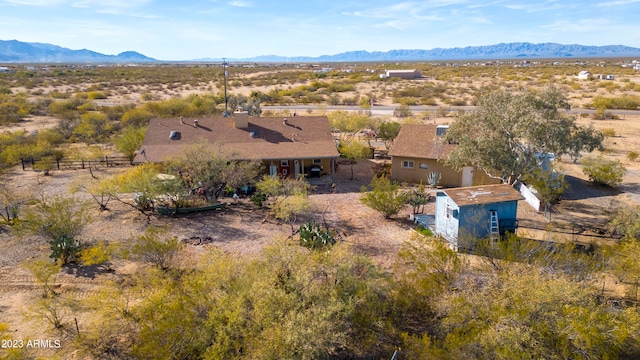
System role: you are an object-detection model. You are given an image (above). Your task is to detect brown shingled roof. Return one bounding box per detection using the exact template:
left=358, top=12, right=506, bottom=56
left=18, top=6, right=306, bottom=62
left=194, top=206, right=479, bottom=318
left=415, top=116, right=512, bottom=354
left=388, top=124, right=455, bottom=159
left=442, top=184, right=523, bottom=207
left=134, top=115, right=340, bottom=163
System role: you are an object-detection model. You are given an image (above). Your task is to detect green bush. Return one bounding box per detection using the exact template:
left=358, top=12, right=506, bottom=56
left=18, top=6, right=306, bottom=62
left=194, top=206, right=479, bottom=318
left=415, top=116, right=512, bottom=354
left=50, top=233, right=81, bottom=265
left=523, top=169, right=568, bottom=205
left=393, top=104, right=412, bottom=117
left=299, top=221, right=336, bottom=249
left=628, top=151, right=639, bottom=162
left=0, top=102, right=21, bottom=124
left=250, top=192, right=267, bottom=207
left=87, top=91, right=107, bottom=100
left=128, top=226, right=183, bottom=270
left=415, top=225, right=433, bottom=237
left=121, top=108, right=153, bottom=127
left=591, top=95, right=640, bottom=110
left=407, top=183, right=430, bottom=214
left=582, top=155, right=627, bottom=187
left=360, top=175, right=408, bottom=219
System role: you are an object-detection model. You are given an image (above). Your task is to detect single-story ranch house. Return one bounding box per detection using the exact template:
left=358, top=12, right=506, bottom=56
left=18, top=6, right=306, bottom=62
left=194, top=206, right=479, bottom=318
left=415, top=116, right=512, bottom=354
left=134, top=112, right=340, bottom=179
left=388, top=124, right=498, bottom=187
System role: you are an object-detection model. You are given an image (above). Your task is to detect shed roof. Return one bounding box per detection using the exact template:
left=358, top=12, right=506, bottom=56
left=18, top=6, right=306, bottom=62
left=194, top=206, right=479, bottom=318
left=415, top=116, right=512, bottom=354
left=442, top=184, right=523, bottom=207
left=388, top=124, right=455, bottom=159
left=134, top=115, right=340, bottom=163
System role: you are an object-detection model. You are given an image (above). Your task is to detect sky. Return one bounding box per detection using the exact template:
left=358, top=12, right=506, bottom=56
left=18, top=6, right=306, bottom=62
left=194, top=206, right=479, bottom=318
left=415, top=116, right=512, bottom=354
left=0, top=0, right=639, bottom=61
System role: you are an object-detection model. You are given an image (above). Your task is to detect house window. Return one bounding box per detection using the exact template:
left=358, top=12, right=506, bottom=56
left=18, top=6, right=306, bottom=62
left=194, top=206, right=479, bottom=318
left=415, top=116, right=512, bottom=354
left=419, top=163, right=428, bottom=169
left=281, top=160, right=289, bottom=166
left=446, top=205, right=454, bottom=219
left=313, top=159, right=322, bottom=164
left=402, top=160, right=414, bottom=169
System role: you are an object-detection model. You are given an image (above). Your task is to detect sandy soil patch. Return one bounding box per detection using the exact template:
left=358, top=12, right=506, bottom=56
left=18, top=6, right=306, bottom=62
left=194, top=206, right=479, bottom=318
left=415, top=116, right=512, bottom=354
left=0, top=116, right=59, bottom=134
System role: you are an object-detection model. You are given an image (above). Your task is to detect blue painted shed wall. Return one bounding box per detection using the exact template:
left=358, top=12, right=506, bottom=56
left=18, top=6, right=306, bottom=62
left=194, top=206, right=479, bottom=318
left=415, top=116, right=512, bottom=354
left=457, top=201, right=518, bottom=240
left=435, top=192, right=519, bottom=249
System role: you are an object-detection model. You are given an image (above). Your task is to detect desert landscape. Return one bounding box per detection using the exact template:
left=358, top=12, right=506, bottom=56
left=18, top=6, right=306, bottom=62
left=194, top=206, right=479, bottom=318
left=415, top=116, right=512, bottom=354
left=1, top=61, right=640, bottom=358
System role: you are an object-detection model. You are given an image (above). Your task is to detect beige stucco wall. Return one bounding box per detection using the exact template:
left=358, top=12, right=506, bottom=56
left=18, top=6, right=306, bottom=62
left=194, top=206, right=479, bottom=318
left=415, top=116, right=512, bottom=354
left=390, top=156, right=498, bottom=187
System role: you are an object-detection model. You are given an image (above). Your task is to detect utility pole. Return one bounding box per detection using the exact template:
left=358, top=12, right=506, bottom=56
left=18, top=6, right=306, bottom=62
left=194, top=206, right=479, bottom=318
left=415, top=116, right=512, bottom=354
left=222, top=58, right=229, bottom=117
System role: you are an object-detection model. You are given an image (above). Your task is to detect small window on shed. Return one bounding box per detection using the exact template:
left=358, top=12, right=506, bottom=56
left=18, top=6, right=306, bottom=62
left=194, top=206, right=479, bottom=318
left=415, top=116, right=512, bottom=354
left=419, top=163, right=428, bottom=169
left=313, top=159, right=322, bottom=164
left=402, top=160, right=414, bottom=169
left=446, top=206, right=458, bottom=219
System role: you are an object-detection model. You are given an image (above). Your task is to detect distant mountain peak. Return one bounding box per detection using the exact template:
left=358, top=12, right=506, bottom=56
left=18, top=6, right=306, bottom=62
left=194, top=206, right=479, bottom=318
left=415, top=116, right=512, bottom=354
left=0, top=39, right=156, bottom=63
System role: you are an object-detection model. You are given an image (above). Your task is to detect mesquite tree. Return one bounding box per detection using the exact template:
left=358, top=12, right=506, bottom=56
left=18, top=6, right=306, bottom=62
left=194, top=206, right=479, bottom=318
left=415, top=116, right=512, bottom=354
left=444, top=86, right=603, bottom=184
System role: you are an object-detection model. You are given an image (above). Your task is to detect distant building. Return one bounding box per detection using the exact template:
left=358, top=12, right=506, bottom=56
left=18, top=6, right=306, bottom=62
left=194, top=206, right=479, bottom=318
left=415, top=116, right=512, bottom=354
left=384, top=69, right=421, bottom=79
left=596, top=74, right=615, bottom=80
left=575, top=70, right=593, bottom=80
left=0, top=67, right=9, bottom=73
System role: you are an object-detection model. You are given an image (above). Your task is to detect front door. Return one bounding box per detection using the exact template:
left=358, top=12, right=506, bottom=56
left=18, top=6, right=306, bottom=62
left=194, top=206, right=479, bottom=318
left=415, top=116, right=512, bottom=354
left=462, top=166, right=474, bottom=187
left=294, top=160, right=300, bottom=178
left=280, top=160, right=290, bottom=177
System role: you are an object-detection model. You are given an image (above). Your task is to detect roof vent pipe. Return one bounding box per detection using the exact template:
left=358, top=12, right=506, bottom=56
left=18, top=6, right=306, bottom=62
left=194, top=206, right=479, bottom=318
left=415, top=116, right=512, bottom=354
left=193, top=119, right=199, bottom=128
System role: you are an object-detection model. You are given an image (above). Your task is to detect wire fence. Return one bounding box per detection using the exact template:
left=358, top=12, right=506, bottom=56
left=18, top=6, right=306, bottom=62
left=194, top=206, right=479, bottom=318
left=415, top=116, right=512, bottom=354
left=21, top=155, right=133, bottom=171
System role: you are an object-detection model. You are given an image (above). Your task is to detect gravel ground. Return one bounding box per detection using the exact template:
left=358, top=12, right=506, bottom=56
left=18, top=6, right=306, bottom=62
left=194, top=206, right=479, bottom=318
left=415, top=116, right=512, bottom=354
left=0, top=159, right=414, bottom=268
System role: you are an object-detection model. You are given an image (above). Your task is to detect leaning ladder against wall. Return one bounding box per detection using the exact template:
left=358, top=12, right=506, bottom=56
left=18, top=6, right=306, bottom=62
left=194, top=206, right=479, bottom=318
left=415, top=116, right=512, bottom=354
left=489, top=210, right=499, bottom=242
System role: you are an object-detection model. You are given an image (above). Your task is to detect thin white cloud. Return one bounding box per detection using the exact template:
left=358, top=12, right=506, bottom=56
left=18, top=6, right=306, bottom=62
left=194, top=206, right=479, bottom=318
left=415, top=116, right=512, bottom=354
left=596, top=0, right=640, bottom=6
left=506, top=0, right=563, bottom=12
left=71, top=1, right=89, bottom=8
left=541, top=18, right=613, bottom=32
left=228, top=0, right=252, bottom=7
left=68, top=0, right=155, bottom=18
left=428, top=0, right=468, bottom=6
left=4, top=0, right=66, bottom=5
left=467, top=0, right=507, bottom=9
left=343, top=2, right=445, bottom=21
left=71, top=0, right=151, bottom=9
left=470, top=16, right=491, bottom=24
left=371, top=20, right=414, bottom=30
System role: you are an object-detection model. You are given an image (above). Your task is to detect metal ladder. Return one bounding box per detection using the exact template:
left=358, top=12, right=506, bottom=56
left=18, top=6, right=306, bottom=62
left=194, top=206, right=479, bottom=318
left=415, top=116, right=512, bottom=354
left=489, top=210, right=499, bottom=241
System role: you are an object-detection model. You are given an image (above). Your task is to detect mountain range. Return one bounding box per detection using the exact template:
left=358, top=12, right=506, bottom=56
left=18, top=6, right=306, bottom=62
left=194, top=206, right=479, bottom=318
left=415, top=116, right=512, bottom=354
left=0, top=40, right=154, bottom=63
left=2, top=39, right=640, bottom=63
